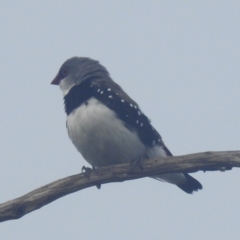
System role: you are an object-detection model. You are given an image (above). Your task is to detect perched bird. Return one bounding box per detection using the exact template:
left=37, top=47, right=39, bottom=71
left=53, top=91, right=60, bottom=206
left=51, top=57, right=202, bottom=194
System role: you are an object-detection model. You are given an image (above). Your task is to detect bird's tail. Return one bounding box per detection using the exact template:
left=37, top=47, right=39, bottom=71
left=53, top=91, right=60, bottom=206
left=176, top=173, right=202, bottom=194
left=150, top=145, right=202, bottom=194
left=153, top=173, right=202, bottom=194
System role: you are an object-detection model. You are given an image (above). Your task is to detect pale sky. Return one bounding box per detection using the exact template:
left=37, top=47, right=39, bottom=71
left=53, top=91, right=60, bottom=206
left=1, top=1, right=240, bottom=239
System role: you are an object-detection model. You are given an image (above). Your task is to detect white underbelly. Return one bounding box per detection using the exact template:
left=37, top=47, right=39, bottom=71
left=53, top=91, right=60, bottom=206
left=67, top=98, right=146, bottom=167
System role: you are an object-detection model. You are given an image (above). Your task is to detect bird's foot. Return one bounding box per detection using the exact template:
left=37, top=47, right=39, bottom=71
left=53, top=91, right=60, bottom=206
left=81, top=166, right=101, bottom=189
left=81, top=166, right=93, bottom=178
left=129, top=157, right=144, bottom=173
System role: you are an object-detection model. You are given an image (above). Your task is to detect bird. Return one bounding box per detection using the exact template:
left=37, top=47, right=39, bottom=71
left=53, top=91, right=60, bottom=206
left=51, top=57, right=202, bottom=194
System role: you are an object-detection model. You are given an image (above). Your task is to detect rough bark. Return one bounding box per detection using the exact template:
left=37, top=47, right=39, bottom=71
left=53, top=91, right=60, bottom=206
left=0, top=151, right=239, bottom=222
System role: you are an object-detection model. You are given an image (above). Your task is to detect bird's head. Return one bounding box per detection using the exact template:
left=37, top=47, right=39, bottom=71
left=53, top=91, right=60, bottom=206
left=51, top=57, right=109, bottom=95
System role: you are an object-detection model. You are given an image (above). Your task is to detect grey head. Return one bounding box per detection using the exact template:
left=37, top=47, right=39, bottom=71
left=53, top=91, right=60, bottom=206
left=51, top=57, right=110, bottom=95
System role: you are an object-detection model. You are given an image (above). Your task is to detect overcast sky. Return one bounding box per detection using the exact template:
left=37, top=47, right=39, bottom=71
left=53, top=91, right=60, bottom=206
left=1, top=1, right=240, bottom=239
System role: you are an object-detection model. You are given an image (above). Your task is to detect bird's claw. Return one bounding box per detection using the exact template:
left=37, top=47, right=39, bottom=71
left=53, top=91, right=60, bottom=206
left=81, top=166, right=93, bottom=178
left=96, top=184, right=101, bottom=189
left=81, top=166, right=101, bottom=189
left=129, top=158, right=144, bottom=173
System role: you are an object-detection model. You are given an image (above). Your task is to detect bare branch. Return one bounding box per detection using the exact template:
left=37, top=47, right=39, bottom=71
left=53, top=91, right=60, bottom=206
left=0, top=151, right=239, bottom=222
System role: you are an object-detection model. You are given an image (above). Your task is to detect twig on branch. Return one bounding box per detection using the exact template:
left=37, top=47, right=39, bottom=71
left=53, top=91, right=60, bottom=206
left=0, top=151, right=239, bottom=222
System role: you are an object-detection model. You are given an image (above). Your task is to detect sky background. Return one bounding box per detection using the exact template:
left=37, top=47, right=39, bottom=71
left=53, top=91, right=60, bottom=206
left=1, top=1, right=240, bottom=239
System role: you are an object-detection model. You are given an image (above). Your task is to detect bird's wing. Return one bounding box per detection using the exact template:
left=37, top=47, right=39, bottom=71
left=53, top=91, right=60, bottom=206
left=92, top=84, right=169, bottom=149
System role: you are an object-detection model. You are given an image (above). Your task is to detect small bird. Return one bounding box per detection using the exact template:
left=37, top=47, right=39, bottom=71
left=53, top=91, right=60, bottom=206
left=51, top=57, right=202, bottom=194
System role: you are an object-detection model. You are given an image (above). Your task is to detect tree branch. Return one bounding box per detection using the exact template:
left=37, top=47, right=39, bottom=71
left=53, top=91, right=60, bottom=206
left=0, top=151, right=239, bottom=222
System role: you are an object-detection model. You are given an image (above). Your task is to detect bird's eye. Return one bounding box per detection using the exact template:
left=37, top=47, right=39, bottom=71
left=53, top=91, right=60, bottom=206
left=61, top=68, right=69, bottom=77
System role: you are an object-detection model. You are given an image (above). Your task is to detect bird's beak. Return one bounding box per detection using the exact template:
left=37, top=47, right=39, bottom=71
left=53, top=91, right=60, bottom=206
left=51, top=73, right=60, bottom=85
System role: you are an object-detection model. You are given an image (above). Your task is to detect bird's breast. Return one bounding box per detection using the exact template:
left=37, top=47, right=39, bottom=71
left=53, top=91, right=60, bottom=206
left=66, top=98, right=145, bottom=167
